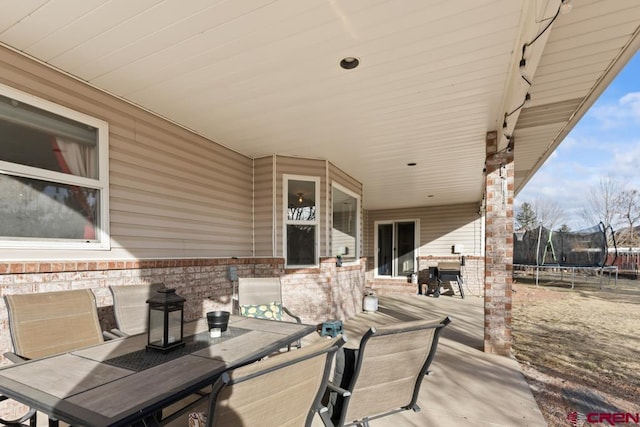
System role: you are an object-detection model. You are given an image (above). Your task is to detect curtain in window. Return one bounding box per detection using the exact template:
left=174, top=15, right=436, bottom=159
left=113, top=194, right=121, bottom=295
left=51, top=137, right=97, bottom=239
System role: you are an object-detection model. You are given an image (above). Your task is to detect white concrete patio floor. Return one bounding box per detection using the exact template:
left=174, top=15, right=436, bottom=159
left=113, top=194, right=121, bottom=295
left=308, top=293, right=547, bottom=427
left=38, top=294, right=547, bottom=426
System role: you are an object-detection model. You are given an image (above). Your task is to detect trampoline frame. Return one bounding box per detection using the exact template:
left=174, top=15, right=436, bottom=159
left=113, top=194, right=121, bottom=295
left=514, top=263, right=618, bottom=289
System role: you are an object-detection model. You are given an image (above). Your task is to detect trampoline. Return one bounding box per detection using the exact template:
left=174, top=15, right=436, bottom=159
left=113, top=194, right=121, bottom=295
left=513, top=222, right=618, bottom=288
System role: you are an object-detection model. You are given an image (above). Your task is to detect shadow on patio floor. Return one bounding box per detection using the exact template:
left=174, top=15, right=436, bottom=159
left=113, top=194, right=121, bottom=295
left=309, top=294, right=546, bottom=427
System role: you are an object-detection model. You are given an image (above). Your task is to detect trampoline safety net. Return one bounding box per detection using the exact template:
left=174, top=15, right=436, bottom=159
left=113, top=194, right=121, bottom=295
left=514, top=223, right=609, bottom=267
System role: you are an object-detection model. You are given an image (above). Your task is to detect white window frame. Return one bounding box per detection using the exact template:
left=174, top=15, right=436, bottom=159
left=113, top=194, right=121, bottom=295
left=0, top=83, right=110, bottom=250
left=283, top=174, right=320, bottom=268
left=331, top=182, right=360, bottom=264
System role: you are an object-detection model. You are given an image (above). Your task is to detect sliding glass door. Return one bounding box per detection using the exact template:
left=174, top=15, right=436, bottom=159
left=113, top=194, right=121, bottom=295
left=376, top=221, right=417, bottom=277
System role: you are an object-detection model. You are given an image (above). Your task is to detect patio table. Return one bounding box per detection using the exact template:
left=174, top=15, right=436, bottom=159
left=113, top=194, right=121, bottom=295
left=0, top=315, right=316, bottom=426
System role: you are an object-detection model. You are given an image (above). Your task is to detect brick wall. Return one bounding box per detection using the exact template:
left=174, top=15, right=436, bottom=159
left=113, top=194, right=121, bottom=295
left=484, top=142, right=514, bottom=355
left=282, top=257, right=366, bottom=322
left=0, top=257, right=366, bottom=363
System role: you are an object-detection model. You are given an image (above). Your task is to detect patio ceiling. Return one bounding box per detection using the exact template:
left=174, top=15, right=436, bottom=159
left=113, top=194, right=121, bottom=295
left=1, top=0, right=639, bottom=211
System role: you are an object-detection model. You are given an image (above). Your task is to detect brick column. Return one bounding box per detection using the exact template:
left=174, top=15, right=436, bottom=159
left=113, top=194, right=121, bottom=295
left=484, top=132, right=514, bottom=355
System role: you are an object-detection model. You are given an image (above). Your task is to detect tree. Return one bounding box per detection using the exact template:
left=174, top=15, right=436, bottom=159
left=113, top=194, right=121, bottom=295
left=615, top=189, right=640, bottom=247
left=580, top=175, right=620, bottom=229
left=515, top=202, right=537, bottom=230
left=579, top=175, right=640, bottom=247
left=558, top=224, right=571, bottom=232
left=532, top=197, right=565, bottom=229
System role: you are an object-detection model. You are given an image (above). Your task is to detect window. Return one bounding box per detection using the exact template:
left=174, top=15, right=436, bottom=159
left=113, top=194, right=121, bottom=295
left=0, top=84, right=109, bottom=249
left=332, top=183, right=359, bottom=262
left=284, top=175, right=319, bottom=267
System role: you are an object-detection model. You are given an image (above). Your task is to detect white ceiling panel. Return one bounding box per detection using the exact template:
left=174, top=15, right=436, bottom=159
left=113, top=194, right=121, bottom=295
left=26, top=0, right=167, bottom=61
left=1, top=0, right=638, bottom=210
left=0, top=0, right=108, bottom=49
left=0, top=1, right=49, bottom=33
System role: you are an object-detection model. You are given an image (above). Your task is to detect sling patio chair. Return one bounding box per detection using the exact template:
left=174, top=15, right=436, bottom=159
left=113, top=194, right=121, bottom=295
left=321, top=317, right=451, bottom=427
left=108, top=282, right=165, bottom=337
left=238, top=277, right=302, bottom=349
left=189, top=335, right=346, bottom=427
left=3, top=289, right=106, bottom=427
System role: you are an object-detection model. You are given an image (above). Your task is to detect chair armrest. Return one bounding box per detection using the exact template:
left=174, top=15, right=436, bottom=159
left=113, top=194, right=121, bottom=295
left=318, top=407, right=334, bottom=427
left=282, top=306, right=302, bottom=349
left=326, top=382, right=351, bottom=397
left=3, top=352, right=27, bottom=364
left=0, top=397, right=37, bottom=426
left=282, top=306, right=301, bottom=324
left=0, top=353, right=37, bottom=425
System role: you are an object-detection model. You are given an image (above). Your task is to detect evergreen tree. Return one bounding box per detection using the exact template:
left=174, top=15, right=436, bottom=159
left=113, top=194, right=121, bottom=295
left=516, top=202, right=538, bottom=230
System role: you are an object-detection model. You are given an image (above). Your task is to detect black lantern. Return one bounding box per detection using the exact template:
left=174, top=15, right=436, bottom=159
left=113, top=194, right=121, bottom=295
left=146, top=287, right=186, bottom=352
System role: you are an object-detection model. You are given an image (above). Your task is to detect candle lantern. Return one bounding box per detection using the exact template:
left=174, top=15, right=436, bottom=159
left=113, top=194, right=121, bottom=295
left=146, top=287, right=186, bottom=352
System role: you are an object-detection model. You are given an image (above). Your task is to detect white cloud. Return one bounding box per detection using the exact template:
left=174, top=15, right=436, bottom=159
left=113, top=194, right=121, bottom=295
left=560, top=135, right=579, bottom=149
left=620, top=92, right=640, bottom=118
left=611, top=141, right=640, bottom=185
left=516, top=152, right=613, bottom=229
left=590, top=91, right=640, bottom=128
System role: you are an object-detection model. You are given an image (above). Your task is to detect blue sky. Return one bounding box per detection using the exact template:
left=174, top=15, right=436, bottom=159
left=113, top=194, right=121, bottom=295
left=515, top=50, right=640, bottom=230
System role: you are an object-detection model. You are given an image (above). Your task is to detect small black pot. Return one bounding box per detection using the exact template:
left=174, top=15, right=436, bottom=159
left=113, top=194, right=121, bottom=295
left=207, top=310, right=230, bottom=332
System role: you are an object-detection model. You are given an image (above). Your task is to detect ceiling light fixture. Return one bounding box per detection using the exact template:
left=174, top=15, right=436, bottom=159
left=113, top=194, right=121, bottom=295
left=340, top=57, right=360, bottom=70
left=297, top=193, right=304, bottom=203
left=560, top=0, right=573, bottom=15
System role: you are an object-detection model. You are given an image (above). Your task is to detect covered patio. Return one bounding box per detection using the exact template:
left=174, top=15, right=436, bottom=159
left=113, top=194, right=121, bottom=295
left=1, top=1, right=639, bottom=423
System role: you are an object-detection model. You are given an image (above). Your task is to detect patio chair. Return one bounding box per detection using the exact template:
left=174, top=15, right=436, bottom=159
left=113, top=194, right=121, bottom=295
left=238, top=277, right=302, bottom=349
left=195, top=335, right=346, bottom=427
left=321, top=317, right=451, bottom=427
left=0, top=398, right=36, bottom=426
left=109, top=282, right=165, bottom=337
left=3, top=289, right=105, bottom=427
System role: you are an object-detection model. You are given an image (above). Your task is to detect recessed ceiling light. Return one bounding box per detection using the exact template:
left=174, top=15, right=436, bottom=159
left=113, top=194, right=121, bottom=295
left=407, top=162, right=417, bottom=166
left=340, top=57, right=360, bottom=70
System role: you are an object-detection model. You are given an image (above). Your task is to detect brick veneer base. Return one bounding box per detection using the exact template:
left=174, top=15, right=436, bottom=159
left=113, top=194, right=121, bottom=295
left=0, top=257, right=366, bottom=363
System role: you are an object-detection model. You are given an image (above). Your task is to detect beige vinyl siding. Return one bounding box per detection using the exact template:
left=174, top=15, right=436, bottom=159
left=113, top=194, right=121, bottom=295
left=253, top=156, right=274, bottom=256
left=275, top=156, right=326, bottom=258
left=328, top=163, right=361, bottom=195
left=329, top=162, right=363, bottom=258
left=0, top=45, right=253, bottom=260
left=365, top=203, right=482, bottom=258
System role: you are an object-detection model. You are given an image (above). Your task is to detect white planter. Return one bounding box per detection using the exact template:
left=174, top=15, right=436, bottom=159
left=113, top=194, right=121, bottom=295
left=363, top=290, right=378, bottom=313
